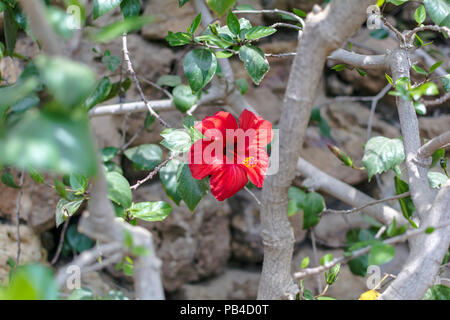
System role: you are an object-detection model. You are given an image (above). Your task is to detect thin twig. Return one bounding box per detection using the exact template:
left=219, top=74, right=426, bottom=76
left=265, top=52, right=297, bottom=58
left=310, top=229, right=322, bottom=293
left=422, top=92, right=450, bottom=107
left=233, top=9, right=305, bottom=27
left=322, top=191, right=410, bottom=216
left=140, top=77, right=173, bottom=100
left=270, top=22, right=302, bottom=31
left=15, top=170, right=25, bottom=267
left=122, top=34, right=171, bottom=128
left=367, top=84, right=392, bottom=140
left=130, top=156, right=175, bottom=190
left=51, top=216, right=71, bottom=265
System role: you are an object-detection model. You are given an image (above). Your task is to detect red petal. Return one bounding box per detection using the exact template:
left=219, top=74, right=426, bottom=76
left=195, top=111, right=238, bottom=141
left=188, top=139, right=224, bottom=179
left=210, top=164, right=248, bottom=201
left=241, top=147, right=269, bottom=188
left=238, top=109, right=273, bottom=148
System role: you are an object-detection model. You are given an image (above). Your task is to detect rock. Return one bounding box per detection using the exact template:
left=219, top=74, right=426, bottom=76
left=228, top=189, right=307, bottom=264
left=142, top=0, right=198, bottom=41
left=0, top=57, right=21, bottom=85
left=419, top=115, right=450, bottom=141
left=172, top=268, right=260, bottom=299
left=302, top=101, right=401, bottom=185
left=0, top=223, right=47, bottom=284
left=0, top=173, right=60, bottom=233
left=132, top=182, right=231, bottom=292
left=90, top=115, right=122, bottom=150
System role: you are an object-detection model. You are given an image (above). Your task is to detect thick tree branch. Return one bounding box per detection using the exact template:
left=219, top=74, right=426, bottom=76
left=328, top=49, right=387, bottom=69
left=258, top=0, right=378, bottom=300
left=417, top=131, right=450, bottom=161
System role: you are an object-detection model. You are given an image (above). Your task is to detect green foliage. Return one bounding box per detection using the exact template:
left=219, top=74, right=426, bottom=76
left=414, top=5, right=426, bottom=25
left=183, top=48, right=217, bottom=94
left=55, top=198, right=84, bottom=227
left=423, top=285, right=450, bottom=300
left=173, top=84, right=200, bottom=112
left=0, top=112, right=98, bottom=176
left=106, top=171, right=132, bottom=208
left=120, top=0, right=141, bottom=18
left=0, top=264, right=58, bottom=300
left=156, top=75, right=182, bottom=87
left=368, top=243, right=395, bottom=265
left=235, top=78, right=249, bottom=95
left=302, top=192, right=324, bottom=229
left=160, top=128, right=192, bottom=153
left=66, top=224, right=94, bottom=253
left=124, top=144, right=163, bottom=170
left=394, top=176, right=416, bottom=224
left=102, top=50, right=121, bottom=72
left=176, top=163, right=208, bottom=211
left=84, top=77, right=112, bottom=110
left=238, top=45, right=269, bottom=85
left=1, top=171, right=19, bottom=188
left=427, top=171, right=448, bottom=189
left=362, top=136, right=405, bottom=180
left=128, top=201, right=172, bottom=222
left=160, top=159, right=182, bottom=205
left=92, top=15, right=154, bottom=42
left=423, top=0, right=450, bottom=27
left=93, top=0, right=121, bottom=20
left=206, top=0, right=236, bottom=17
left=244, top=26, right=276, bottom=40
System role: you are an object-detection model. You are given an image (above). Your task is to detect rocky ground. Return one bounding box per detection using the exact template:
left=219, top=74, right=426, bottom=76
left=0, top=0, right=448, bottom=299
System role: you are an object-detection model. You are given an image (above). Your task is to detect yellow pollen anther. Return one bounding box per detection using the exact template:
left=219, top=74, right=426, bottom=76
left=243, top=156, right=257, bottom=168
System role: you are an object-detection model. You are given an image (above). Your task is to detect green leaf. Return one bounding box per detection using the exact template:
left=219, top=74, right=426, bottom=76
left=411, top=82, right=439, bottom=101
left=101, top=147, right=119, bottom=162
left=35, top=55, right=96, bottom=110
left=66, top=224, right=94, bottom=253
left=362, top=136, right=405, bottom=180
left=183, top=48, right=217, bottom=93
left=54, top=179, right=68, bottom=200
left=385, top=73, right=394, bottom=85
left=293, top=8, right=307, bottom=18
left=206, top=0, right=236, bottom=17
left=325, top=264, right=340, bottom=285
left=124, top=144, right=163, bottom=170
left=179, top=0, right=190, bottom=7
left=394, top=176, right=415, bottom=220
left=1, top=172, right=19, bottom=188
left=235, top=78, right=249, bottom=95
left=68, top=288, right=95, bottom=300
left=287, top=186, right=306, bottom=217
left=92, top=16, right=154, bottom=43
left=120, top=0, right=141, bottom=18
left=177, top=163, right=208, bottom=212
left=215, top=50, right=233, bottom=59
left=429, top=61, right=443, bottom=74
left=423, top=0, right=450, bottom=27
left=427, top=171, right=448, bottom=189
left=129, top=201, right=172, bottom=222
left=166, top=31, right=192, bottom=46
left=93, top=0, right=122, bottom=20
left=368, top=243, right=395, bottom=265
left=300, top=257, right=310, bottom=268
left=28, top=167, right=44, bottom=184
left=387, top=0, right=409, bottom=5
left=238, top=45, right=269, bottom=85
left=0, top=112, right=97, bottom=176
left=188, top=13, right=202, bottom=35
left=69, top=173, right=88, bottom=194
left=106, top=171, right=132, bottom=208
left=4, top=7, right=18, bottom=56
left=11, top=95, right=40, bottom=113
left=102, top=52, right=121, bottom=72
left=348, top=255, right=369, bottom=277
left=160, top=159, right=182, bottom=205
left=0, top=264, right=58, bottom=300
left=442, top=74, right=450, bottom=92
left=414, top=101, right=426, bottom=115
left=423, top=285, right=450, bottom=300
left=156, top=75, right=182, bottom=87
left=55, top=199, right=84, bottom=227
left=244, top=26, right=276, bottom=41
left=414, top=5, right=426, bottom=25
left=226, top=10, right=240, bottom=36
left=302, top=192, right=324, bottom=229
left=173, top=84, right=200, bottom=112
left=160, top=129, right=192, bottom=153
left=431, top=148, right=445, bottom=168
left=357, top=68, right=367, bottom=77
left=84, top=76, right=112, bottom=110
left=331, top=64, right=347, bottom=72
left=320, top=253, right=333, bottom=266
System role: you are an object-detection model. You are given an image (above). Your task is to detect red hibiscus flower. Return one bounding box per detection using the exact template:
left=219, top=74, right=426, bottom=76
left=188, top=109, right=273, bottom=201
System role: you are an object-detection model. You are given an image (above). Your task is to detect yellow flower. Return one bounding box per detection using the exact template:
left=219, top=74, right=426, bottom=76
left=358, top=289, right=380, bottom=300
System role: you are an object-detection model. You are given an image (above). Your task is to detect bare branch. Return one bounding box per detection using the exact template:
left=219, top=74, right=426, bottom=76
left=328, top=49, right=387, bottom=69
left=417, top=131, right=450, bottom=160
left=233, top=9, right=305, bottom=26
left=122, top=34, right=171, bottom=128
left=323, top=191, right=410, bottom=216
left=422, top=92, right=450, bottom=107
left=406, top=25, right=450, bottom=43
